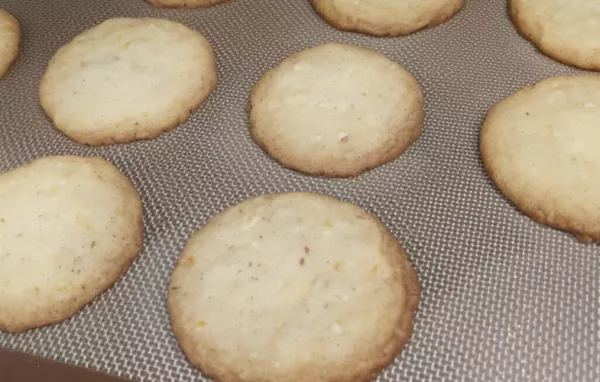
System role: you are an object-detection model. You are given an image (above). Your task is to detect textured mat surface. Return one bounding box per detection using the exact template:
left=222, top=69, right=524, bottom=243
left=0, top=0, right=598, bottom=381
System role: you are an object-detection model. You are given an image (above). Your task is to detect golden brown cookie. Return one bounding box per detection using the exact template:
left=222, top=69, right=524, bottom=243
left=510, top=0, right=600, bottom=71
left=0, top=9, right=20, bottom=79
left=249, top=43, right=424, bottom=178
left=313, top=0, right=464, bottom=37
left=0, top=156, right=144, bottom=333
left=481, top=76, right=600, bottom=242
left=168, top=192, right=420, bottom=382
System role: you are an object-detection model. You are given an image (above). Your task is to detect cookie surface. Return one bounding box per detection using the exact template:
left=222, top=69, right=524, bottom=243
left=510, top=0, right=600, bottom=70
left=0, top=156, right=144, bottom=333
left=145, top=0, right=230, bottom=8
left=249, top=43, right=424, bottom=178
left=40, top=18, right=217, bottom=146
left=0, top=9, right=20, bottom=79
left=481, top=76, right=600, bottom=242
left=313, top=0, right=464, bottom=36
left=169, top=192, right=420, bottom=382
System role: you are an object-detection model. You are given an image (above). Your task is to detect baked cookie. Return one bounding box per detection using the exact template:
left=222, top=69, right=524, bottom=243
left=169, top=192, right=420, bottom=382
left=481, top=76, right=600, bottom=242
left=39, top=18, right=217, bottom=146
left=0, top=156, right=144, bottom=333
left=249, top=43, right=424, bottom=178
left=313, top=0, right=464, bottom=37
left=510, top=0, right=600, bottom=70
left=0, top=9, right=20, bottom=79
left=145, top=0, right=230, bottom=8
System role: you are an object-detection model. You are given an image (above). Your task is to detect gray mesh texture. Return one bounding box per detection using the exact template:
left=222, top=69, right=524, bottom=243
left=0, top=0, right=598, bottom=381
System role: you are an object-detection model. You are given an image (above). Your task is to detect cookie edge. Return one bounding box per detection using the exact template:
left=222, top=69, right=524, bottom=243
left=509, top=0, right=600, bottom=71
left=145, top=0, right=231, bottom=8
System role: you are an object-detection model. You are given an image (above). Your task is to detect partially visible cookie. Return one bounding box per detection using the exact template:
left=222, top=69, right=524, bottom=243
left=145, top=0, right=231, bottom=8
left=481, top=75, right=600, bottom=242
left=313, top=0, right=464, bottom=37
left=249, top=43, right=424, bottom=178
left=510, top=0, right=600, bottom=70
left=0, top=9, right=20, bottom=79
left=0, top=156, right=144, bottom=333
left=40, top=18, right=217, bottom=146
left=169, top=192, right=420, bottom=382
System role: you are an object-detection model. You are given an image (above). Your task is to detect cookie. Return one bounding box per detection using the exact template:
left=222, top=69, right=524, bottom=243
left=0, top=9, right=20, bottom=79
left=168, top=192, right=420, bottom=382
left=313, top=0, right=464, bottom=37
left=481, top=76, right=600, bottom=242
left=39, top=18, right=217, bottom=146
left=145, top=0, right=230, bottom=8
left=510, top=0, right=600, bottom=71
left=249, top=43, right=424, bottom=178
left=0, top=156, right=144, bottom=333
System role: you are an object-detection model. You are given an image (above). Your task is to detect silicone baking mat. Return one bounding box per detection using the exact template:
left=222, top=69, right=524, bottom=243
left=0, top=0, right=598, bottom=381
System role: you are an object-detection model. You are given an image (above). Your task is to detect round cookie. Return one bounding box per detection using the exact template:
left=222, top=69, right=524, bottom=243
left=145, top=0, right=230, bottom=8
left=0, top=156, right=144, bottom=333
left=39, top=18, right=217, bottom=146
left=0, top=9, right=20, bottom=79
left=168, top=192, right=420, bottom=382
left=481, top=76, right=600, bottom=242
left=313, top=0, right=464, bottom=37
left=510, top=0, right=600, bottom=71
left=249, top=43, right=424, bottom=178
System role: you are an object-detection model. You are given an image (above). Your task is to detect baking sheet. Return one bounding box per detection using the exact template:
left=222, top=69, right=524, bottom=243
left=0, top=0, right=598, bottom=381
left=1, top=347, right=127, bottom=382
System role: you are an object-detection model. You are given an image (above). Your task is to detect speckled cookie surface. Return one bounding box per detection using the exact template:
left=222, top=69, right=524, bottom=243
left=39, top=17, right=217, bottom=146
left=481, top=75, right=600, bottom=242
left=313, top=0, right=464, bottom=36
left=0, top=156, right=144, bottom=333
left=0, top=9, right=20, bottom=79
left=510, top=0, right=600, bottom=70
left=249, top=43, right=424, bottom=178
left=168, top=192, right=420, bottom=382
